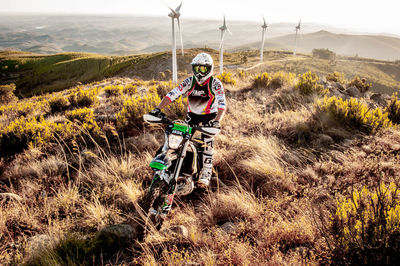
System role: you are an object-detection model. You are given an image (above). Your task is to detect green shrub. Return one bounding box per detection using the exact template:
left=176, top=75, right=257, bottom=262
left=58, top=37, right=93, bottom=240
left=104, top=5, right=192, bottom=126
left=385, top=92, right=400, bottom=124
left=295, top=71, right=326, bottom=95
left=216, top=72, right=237, bottom=86
left=348, top=76, right=371, bottom=93
left=116, top=86, right=161, bottom=130
left=68, top=87, right=99, bottom=108
left=49, top=95, right=70, bottom=113
left=253, top=72, right=270, bottom=88
left=104, top=85, right=123, bottom=97
left=331, top=183, right=400, bottom=265
left=326, top=71, right=345, bottom=83
left=0, top=84, right=17, bottom=104
left=316, top=96, right=392, bottom=133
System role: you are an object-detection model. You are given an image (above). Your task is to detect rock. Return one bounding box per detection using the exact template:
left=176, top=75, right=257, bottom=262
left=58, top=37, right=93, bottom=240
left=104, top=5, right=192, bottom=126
left=26, top=234, right=51, bottom=255
left=317, top=134, right=334, bottom=146
left=370, top=93, right=388, bottom=106
left=330, top=89, right=346, bottom=99
left=220, top=222, right=236, bottom=234
left=361, top=145, right=373, bottom=154
left=167, top=225, right=189, bottom=238
left=346, top=87, right=361, bottom=97
left=334, top=82, right=345, bottom=91
left=98, top=224, right=137, bottom=242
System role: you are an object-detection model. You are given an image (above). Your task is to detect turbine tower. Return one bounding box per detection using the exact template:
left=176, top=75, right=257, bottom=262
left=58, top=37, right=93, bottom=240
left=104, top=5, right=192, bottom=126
left=260, top=16, right=268, bottom=62
left=293, top=19, right=301, bottom=56
left=161, top=0, right=184, bottom=83
left=219, top=15, right=231, bottom=74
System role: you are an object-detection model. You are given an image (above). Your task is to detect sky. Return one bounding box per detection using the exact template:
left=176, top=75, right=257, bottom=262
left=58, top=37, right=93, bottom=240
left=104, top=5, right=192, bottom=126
left=2, top=0, right=400, bottom=35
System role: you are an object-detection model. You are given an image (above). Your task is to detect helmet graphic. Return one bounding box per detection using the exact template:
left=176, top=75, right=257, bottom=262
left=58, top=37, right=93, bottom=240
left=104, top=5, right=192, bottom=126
left=191, top=53, right=214, bottom=84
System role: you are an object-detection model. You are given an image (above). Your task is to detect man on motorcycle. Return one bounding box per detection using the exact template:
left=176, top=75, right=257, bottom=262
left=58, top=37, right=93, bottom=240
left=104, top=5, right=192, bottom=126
left=149, top=52, right=227, bottom=188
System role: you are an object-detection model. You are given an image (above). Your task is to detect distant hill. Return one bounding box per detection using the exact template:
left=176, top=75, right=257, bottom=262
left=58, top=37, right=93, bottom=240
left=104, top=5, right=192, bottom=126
left=247, top=30, right=400, bottom=61
left=1, top=15, right=400, bottom=61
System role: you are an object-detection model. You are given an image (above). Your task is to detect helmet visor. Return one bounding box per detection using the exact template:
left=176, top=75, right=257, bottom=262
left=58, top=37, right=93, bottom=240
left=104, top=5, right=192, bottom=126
left=193, top=65, right=210, bottom=74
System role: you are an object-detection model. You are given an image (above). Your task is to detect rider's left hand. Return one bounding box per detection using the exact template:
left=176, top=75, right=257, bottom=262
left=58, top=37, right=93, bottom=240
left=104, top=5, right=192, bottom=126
left=205, top=120, right=220, bottom=128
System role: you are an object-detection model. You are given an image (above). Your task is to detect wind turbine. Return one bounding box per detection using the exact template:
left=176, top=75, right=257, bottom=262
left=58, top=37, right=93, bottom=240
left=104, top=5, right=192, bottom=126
left=260, top=16, right=268, bottom=62
left=219, top=15, right=231, bottom=74
left=161, top=0, right=184, bottom=83
left=293, top=19, right=301, bottom=56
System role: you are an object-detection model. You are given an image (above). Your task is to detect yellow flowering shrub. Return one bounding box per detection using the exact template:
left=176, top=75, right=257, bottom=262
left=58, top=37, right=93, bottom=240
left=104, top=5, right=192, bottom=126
left=123, top=83, right=138, bottom=95
left=66, top=108, right=101, bottom=134
left=217, top=72, right=237, bottom=86
left=0, top=116, right=74, bottom=157
left=116, top=86, right=161, bottom=130
left=104, top=85, right=123, bottom=97
left=295, top=71, right=327, bottom=95
left=49, top=95, right=70, bottom=113
left=316, top=96, right=392, bottom=133
left=68, top=86, right=99, bottom=107
left=252, top=72, right=270, bottom=88
left=386, top=92, right=400, bottom=124
left=326, top=71, right=345, bottom=83
left=268, top=71, right=295, bottom=89
left=332, top=183, right=400, bottom=264
left=348, top=76, right=371, bottom=93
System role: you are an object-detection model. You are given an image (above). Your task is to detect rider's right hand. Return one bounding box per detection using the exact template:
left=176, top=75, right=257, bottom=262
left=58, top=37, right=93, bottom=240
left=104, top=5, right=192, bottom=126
left=149, top=108, right=166, bottom=119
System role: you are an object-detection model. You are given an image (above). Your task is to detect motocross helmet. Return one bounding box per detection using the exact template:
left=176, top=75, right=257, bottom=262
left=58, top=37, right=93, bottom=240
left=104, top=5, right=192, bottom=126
left=191, top=53, right=214, bottom=84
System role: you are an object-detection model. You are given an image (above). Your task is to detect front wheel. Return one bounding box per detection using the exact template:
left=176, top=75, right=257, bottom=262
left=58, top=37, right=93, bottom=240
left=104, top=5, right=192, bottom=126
left=141, top=175, right=169, bottom=233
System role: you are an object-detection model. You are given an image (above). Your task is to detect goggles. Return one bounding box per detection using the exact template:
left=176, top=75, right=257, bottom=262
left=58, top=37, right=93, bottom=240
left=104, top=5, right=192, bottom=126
left=193, top=65, right=210, bottom=74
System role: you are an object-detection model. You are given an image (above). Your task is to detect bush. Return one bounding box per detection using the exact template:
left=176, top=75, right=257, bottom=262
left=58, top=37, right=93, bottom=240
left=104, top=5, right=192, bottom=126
left=268, top=71, right=295, bottom=89
left=0, top=84, right=17, bottom=104
left=68, top=87, right=99, bottom=108
left=326, top=71, right=345, bottom=83
left=123, top=83, right=138, bottom=95
left=385, top=93, right=400, bottom=124
left=295, top=71, right=326, bottom=95
left=312, top=48, right=336, bottom=60
left=316, top=96, right=392, bottom=133
left=238, top=70, right=247, bottom=79
left=66, top=108, right=101, bottom=134
left=0, top=116, right=74, bottom=157
left=348, top=76, right=371, bottom=93
left=49, top=96, right=70, bottom=113
left=116, top=86, right=161, bottom=130
left=331, top=183, right=400, bottom=265
left=253, top=72, right=270, bottom=88
left=216, top=72, right=237, bottom=86
left=104, top=85, right=123, bottom=97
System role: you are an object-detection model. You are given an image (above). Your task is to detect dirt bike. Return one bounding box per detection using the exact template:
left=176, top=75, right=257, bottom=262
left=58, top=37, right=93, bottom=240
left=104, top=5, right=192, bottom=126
left=141, top=113, right=220, bottom=230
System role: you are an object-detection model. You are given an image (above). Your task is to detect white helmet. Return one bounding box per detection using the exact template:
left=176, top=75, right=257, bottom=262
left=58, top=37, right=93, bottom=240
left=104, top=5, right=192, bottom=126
left=191, top=53, right=214, bottom=84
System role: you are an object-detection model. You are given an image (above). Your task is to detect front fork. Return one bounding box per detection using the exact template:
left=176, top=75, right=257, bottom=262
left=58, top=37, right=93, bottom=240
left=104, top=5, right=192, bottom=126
left=152, top=138, right=191, bottom=217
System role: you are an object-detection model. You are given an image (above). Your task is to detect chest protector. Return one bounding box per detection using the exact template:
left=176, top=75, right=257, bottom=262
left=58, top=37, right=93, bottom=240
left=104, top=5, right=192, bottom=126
left=187, top=77, right=215, bottom=114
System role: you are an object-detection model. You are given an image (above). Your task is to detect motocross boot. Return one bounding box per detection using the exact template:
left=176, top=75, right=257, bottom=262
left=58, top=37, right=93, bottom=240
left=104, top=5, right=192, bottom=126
left=198, top=153, right=213, bottom=188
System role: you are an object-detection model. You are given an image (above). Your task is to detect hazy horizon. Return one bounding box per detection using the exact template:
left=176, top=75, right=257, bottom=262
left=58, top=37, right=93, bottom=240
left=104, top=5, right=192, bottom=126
left=1, top=0, right=400, bottom=36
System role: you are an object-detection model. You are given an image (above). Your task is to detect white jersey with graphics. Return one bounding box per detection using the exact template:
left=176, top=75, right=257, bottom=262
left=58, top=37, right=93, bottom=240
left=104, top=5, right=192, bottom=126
left=165, top=76, right=226, bottom=115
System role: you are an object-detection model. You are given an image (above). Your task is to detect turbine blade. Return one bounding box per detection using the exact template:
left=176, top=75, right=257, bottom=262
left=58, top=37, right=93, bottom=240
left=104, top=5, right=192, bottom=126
left=177, top=17, right=184, bottom=55
left=160, top=0, right=177, bottom=15
left=176, top=0, right=183, bottom=13
left=263, top=16, right=266, bottom=25
left=227, top=28, right=232, bottom=35
left=223, top=14, right=226, bottom=27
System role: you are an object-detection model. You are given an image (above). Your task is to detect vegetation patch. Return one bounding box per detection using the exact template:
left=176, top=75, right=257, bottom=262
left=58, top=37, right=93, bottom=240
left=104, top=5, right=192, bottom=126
left=216, top=72, right=237, bottom=86
left=0, top=84, right=17, bottom=104
left=68, top=87, right=99, bottom=108
left=316, top=96, right=392, bottom=133
left=295, top=71, right=327, bottom=95
left=331, top=183, right=400, bottom=265
left=386, top=92, right=400, bottom=124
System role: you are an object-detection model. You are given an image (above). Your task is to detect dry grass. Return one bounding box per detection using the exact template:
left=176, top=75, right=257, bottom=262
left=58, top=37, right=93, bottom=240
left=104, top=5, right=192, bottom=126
left=1, top=69, right=399, bottom=265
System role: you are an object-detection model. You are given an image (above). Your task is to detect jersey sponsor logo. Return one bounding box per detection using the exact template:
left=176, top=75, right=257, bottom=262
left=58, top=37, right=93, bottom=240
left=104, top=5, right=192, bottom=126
left=190, top=90, right=207, bottom=97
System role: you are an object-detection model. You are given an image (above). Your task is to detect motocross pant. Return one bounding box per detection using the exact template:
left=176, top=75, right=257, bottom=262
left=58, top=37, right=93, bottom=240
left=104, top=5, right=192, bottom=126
left=185, top=112, right=217, bottom=184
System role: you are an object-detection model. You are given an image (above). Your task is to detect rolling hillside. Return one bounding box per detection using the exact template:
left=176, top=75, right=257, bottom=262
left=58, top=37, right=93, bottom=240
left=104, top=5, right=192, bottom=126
left=1, top=15, right=400, bottom=60
left=2, top=48, right=399, bottom=97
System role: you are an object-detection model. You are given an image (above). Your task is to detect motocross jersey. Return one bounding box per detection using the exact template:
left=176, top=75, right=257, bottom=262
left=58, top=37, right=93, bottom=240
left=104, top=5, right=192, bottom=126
left=165, top=76, right=226, bottom=115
